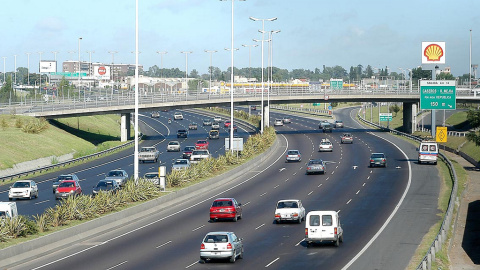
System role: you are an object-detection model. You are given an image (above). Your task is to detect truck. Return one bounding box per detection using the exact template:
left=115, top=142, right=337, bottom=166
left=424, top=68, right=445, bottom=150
left=0, top=202, right=18, bottom=219
left=138, top=146, right=160, bottom=163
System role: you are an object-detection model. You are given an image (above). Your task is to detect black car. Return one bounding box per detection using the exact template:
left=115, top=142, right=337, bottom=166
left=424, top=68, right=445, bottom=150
left=92, top=180, right=120, bottom=196
left=182, top=146, right=196, bottom=159
left=177, top=129, right=188, bottom=138
left=323, top=124, right=333, bottom=133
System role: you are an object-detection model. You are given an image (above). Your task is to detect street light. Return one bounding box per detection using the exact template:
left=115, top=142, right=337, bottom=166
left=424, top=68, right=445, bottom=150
left=108, top=51, right=118, bottom=96
left=26, top=52, right=31, bottom=86
left=78, top=37, right=82, bottom=101
left=38, top=51, right=44, bottom=92
left=51, top=51, right=59, bottom=73
left=204, top=50, right=217, bottom=99
left=2, top=57, right=6, bottom=84
left=250, top=16, right=277, bottom=134
left=267, top=30, right=280, bottom=113
left=13, top=55, right=17, bottom=87
left=87, top=50, right=95, bottom=93
left=180, top=51, right=192, bottom=100
left=407, top=68, right=412, bottom=92
left=156, top=51, right=167, bottom=81
left=241, top=44, right=258, bottom=83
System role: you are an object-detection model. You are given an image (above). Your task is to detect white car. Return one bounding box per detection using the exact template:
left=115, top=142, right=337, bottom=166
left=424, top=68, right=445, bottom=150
left=319, top=139, right=333, bottom=152
left=274, top=119, right=284, bottom=126
left=172, top=159, right=191, bottom=170
left=9, top=180, right=39, bottom=200
left=213, top=116, right=222, bottom=122
left=174, top=112, right=184, bottom=120
left=274, top=199, right=306, bottom=224
left=167, top=141, right=181, bottom=152
left=200, top=231, right=243, bottom=263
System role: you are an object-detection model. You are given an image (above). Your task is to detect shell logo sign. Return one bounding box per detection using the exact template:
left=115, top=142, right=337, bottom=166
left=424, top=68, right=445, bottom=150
left=422, top=42, right=446, bottom=64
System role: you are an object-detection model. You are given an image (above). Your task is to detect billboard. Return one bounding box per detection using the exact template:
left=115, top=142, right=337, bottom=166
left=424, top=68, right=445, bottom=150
left=94, top=66, right=111, bottom=79
left=422, top=42, right=446, bottom=64
left=39, top=61, right=57, bottom=73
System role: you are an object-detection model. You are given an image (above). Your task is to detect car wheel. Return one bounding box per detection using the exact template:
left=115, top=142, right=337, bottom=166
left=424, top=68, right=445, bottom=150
left=334, top=238, right=340, bottom=247
left=239, top=248, right=244, bottom=259
left=199, top=258, right=206, bottom=264
left=230, top=252, right=236, bottom=263
left=8, top=197, right=12, bottom=201
left=233, top=215, right=238, bottom=222
left=340, top=234, right=344, bottom=243
left=306, top=241, right=311, bottom=247
left=297, top=218, right=302, bottom=224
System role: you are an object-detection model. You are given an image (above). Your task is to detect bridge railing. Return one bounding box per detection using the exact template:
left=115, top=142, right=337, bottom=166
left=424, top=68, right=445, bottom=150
left=357, top=112, right=458, bottom=270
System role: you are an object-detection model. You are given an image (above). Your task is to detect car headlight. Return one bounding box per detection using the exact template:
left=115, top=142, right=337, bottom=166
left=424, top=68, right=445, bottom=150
left=69, top=190, right=75, bottom=194
left=55, top=190, right=59, bottom=194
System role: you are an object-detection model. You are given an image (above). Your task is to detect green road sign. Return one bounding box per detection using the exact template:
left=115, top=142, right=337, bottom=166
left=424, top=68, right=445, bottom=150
left=50, top=72, right=87, bottom=77
left=420, top=80, right=456, bottom=110
left=313, top=103, right=322, bottom=106
left=379, top=113, right=392, bottom=121
left=330, top=79, right=343, bottom=90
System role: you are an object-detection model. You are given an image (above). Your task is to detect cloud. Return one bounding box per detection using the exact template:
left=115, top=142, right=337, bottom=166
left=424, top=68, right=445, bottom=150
left=35, top=17, right=65, bottom=33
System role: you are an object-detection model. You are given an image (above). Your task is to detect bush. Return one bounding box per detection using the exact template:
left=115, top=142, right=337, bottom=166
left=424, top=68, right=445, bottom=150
left=21, top=118, right=49, bottom=134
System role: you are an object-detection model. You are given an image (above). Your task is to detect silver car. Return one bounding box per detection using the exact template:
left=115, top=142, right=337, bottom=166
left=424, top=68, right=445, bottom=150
left=286, top=150, right=302, bottom=162
left=306, top=159, right=326, bottom=175
left=104, top=169, right=129, bottom=187
left=172, top=159, right=190, bottom=170
left=167, top=141, right=181, bottom=152
left=200, top=232, right=243, bottom=263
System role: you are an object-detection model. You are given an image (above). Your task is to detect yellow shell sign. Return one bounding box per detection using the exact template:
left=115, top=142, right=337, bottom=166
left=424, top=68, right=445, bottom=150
left=422, top=42, right=446, bottom=64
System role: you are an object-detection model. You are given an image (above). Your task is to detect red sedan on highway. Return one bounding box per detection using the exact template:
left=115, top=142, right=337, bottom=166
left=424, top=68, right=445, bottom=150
left=209, top=198, right=243, bottom=222
left=195, top=140, right=209, bottom=150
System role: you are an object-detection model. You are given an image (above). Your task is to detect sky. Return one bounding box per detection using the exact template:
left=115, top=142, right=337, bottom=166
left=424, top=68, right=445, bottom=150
left=1, top=0, right=479, bottom=78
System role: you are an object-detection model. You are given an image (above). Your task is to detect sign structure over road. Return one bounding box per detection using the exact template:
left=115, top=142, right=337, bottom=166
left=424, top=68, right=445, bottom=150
left=330, top=79, right=343, bottom=90
left=436, top=127, right=447, bottom=143
left=379, top=113, right=393, bottom=121
left=420, top=80, right=456, bottom=110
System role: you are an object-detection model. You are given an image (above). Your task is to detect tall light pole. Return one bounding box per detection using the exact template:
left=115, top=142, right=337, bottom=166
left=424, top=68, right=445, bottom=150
left=268, top=30, right=280, bottom=112
left=242, top=44, right=258, bottom=82
left=78, top=37, right=82, bottom=100
left=51, top=51, right=59, bottom=73
left=407, top=68, right=412, bottom=92
left=26, top=52, right=31, bottom=86
left=2, top=57, right=6, bottom=84
left=134, top=0, right=139, bottom=181
left=250, top=16, right=277, bottom=134
left=180, top=51, right=192, bottom=99
left=67, top=51, right=76, bottom=60
left=38, top=51, right=44, bottom=92
left=108, top=51, right=118, bottom=96
left=87, top=50, right=95, bottom=92
left=204, top=50, right=217, bottom=98
left=13, top=55, right=17, bottom=86
left=470, top=29, right=472, bottom=89
left=156, top=51, right=167, bottom=80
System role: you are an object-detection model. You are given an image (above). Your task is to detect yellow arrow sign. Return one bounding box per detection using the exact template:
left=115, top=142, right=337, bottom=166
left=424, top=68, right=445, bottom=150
left=436, top=127, right=447, bottom=143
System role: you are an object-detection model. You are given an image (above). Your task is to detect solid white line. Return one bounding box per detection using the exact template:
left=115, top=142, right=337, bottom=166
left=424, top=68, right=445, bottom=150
left=156, top=240, right=172, bottom=249
left=255, top=223, right=265, bottom=230
left=192, top=225, right=205, bottom=232
left=106, top=261, right=127, bottom=270
left=346, top=199, right=352, bottom=204
left=295, top=238, right=305, bottom=246
left=34, top=200, right=50, bottom=205
left=265, top=257, right=280, bottom=268
left=308, top=191, right=313, bottom=196
left=185, top=261, right=198, bottom=268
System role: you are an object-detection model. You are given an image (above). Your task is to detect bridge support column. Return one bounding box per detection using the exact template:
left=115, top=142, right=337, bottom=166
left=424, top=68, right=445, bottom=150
left=403, top=102, right=416, bottom=134
left=264, top=105, right=270, bottom=127
left=121, top=113, right=131, bottom=142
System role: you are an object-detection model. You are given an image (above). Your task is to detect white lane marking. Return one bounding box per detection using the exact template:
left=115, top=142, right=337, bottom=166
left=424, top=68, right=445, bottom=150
left=156, top=240, right=172, bottom=249
left=335, top=165, right=339, bottom=169
left=308, top=191, right=313, bottom=196
left=265, top=257, right=280, bottom=268
left=318, top=183, right=322, bottom=188
left=279, top=168, right=286, bottom=172
left=243, top=201, right=251, bottom=206
left=326, top=177, right=329, bottom=181
left=295, top=239, right=305, bottom=246
left=106, top=261, right=127, bottom=270
left=274, top=185, right=280, bottom=189
left=260, top=192, right=267, bottom=197
left=367, top=176, right=370, bottom=180
left=185, top=261, right=198, bottom=268
left=34, top=200, right=50, bottom=205
left=96, top=173, right=104, bottom=176
left=346, top=199, right=352, bottom=204
left=255, top=223, right=265, bottom=230
left=331, top=171, right=335, bottom=175
left=285, top=178, right=289, bottom=182
left=363, top=183, right=366, bottom=186
left=356, top=190, right=360, bottom=195
left=293, top=172, right=297, bottom=175
left=370, top=170, right=373, bottom=173
left=30, top=135, right=290, bottom=270
left=192, top=225, right=205, bottom=232
left=353, top=166, right=358, bottom=169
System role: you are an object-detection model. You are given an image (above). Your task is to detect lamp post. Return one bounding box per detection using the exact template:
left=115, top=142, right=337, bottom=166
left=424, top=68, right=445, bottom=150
left=87, top=50, right=94, bottom=93
left=242, top=44, right=258, bottom=84
left=156, top=51, right=167, bottom=91
left=26, top=52, right=31, bottom=86
left=407, top=68, right=412, bottom=92
left=51, top=51, right=59, bottom=73
left=250, top=16, right=277, bottom=134
left=180, top=51, right=192, bottom=100
left=470, top=29, right=472, bottom=90
left=78, top=37, right=83, bottom=101
left=267, top=30, right=280, bottom=113
left=108, top=51, right=118, bottom=96
left=2, top=57, right=5, bottom=84
left=38, top=51, right=43, bottom=93
left=204, top=50, right=217, bottom=99
left=13, top=55, right=17, bottom=87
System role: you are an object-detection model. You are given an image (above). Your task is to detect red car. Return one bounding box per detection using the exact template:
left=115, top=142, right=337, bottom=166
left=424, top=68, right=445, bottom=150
left=224, top=120, right=232, bottom=128
left=209, top=198, right=243, bottom=222
left=55, top=180, right=82, bottom=200
left=195, top=140, right=209, bottom=150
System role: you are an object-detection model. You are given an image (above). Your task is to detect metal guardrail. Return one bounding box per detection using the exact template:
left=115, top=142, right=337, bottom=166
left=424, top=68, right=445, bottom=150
left=357, top=113, right=458, bottom=270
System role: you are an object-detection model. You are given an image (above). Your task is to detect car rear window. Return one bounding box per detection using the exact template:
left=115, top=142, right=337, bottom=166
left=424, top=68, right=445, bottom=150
left=288, top=151, right=299, bottom=155
left=277, top=201, right=298, bottom=208
left=310, top=215, right=320, bottom=226
left=371, top=154, right=385, bottom=158
left=309, top=160, right=323, bottom=165
left=204, top=234, right=228, bottom=243
left=322, top=215, right=333, bottom=226
left=212, top=200, right=233, bottom=207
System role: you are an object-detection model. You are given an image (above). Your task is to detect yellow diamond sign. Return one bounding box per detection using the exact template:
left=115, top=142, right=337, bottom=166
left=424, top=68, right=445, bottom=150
left=436, top=127, right=447, bottom=143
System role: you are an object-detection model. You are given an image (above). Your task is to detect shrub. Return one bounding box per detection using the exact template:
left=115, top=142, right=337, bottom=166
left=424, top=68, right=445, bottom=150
left=21, top=118, right=49, bottom=134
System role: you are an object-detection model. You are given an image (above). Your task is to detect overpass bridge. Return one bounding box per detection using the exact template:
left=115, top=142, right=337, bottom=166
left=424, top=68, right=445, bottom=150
left=3, top=87, right=479, bottom=141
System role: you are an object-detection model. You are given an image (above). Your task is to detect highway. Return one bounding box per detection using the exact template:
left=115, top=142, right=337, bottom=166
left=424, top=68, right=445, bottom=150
left=0, top=109, right=256, bottom=217
left=7, top=107, right=441, bottom=270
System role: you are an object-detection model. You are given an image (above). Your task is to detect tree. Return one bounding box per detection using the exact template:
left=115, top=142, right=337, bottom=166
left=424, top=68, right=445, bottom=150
left=436, top=72, right=455, bottom=80
left=466, top=109, right=480, bottom=146
left=364, top=65, right=373, bottom=78
left=411, top=67, right=431, bottom=84
left=0, top=75, right=15, bottom=103
left=189, top=69, right=199, bottom=78
left=389, top=104, right=401, bottom=117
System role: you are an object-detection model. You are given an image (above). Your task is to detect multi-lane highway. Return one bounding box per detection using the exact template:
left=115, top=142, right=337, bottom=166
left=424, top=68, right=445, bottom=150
left=5, top=106, right=441, bottom=270
left=0, top=109, right=256, bottom=217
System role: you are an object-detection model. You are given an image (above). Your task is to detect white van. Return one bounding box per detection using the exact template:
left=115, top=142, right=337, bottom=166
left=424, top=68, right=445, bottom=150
left=305, top=210, right=343, bottom=247
left=418, top=141, right=438, bottom=165
left=0, top=202, right=18, bottom=219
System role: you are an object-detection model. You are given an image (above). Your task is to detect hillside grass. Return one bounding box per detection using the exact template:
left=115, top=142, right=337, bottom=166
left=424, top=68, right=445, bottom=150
left=445, top=111, right=468, bottom=129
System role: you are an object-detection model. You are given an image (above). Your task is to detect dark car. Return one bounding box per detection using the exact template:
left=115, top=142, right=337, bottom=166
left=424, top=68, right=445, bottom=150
left=369, top=153, right=387, bottom=167
left=209, top=129, right=219, bottom=139
left=182, top=146, right=196, bottom=159
left=323, top=124, right=333, bottom=133
left=92, top=180, right=120, bottom=196
left=177, top=129, right=188, bottom=138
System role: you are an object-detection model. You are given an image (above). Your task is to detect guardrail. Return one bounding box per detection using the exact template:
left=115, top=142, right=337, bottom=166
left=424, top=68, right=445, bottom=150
left=357, top=113, right=458, bottom=270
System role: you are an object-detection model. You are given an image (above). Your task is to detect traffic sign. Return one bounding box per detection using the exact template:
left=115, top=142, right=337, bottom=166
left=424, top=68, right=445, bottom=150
left=420, top=80, right=456, bottom=110
left=436, top=127, right=447, bottom=143
left=313, top=103, right=321, bottom=106
left=328, top=106, right=332, bottom=110
left=379, top=113, right=392, bottom=121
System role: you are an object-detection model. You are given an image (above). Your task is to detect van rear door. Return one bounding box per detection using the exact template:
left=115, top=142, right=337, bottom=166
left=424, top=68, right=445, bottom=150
left=320, top=214, right=335, bottom=239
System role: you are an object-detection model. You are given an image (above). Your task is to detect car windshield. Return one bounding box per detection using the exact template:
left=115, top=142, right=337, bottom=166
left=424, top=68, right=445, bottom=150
left=277, top=201, right=299, bottom=208
left=371, top=154, right=385, bottom=159
left=107, top=171, right=122, bottom=177
left=197, top=141, right=207, bottom=144
left=144, top=173, right=158, bottom=178
left=58, top=175, right=73, bottom=180
left=210, top=131, right=218, bottom=134
left=59, top=182, right=75, bottom=188
left=193, top=151, right=207, bottom=155
left=184, top=146, right=195, bottom=151
left=287, top=151, right=299, bottom=155
left=175, top=160, right=188, bottom=164
left=343, top=134, right=351, bottom=137
left=212, top=200, right=233, bottom=207
left=13, top=182, right=30, bottom=188
left=204, top=234, right=228, bottom=243
left=308, top=160, right=323, bottom=165
left=97, top=181, right=114, bottom=188
left=141, top=148, right=154, bottom=152
left=321, top=142, right=331, bottom=145
left=169, top=142, right=179, bottom=145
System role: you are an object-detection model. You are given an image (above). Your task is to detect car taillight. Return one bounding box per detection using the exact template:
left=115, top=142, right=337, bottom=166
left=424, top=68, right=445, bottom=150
left=307, top=167, right=312, bottom=170
left=370, top=159, right=374, bottom=162
left=201, top=243, right=205, bottom=249
left=334, top=227, right=337, bottom=235
left=305, top=228, right=308, bottom=237
left=227, top=243, right=232, bottom=249
left=275, top=213, right=280, bottom=218
left=382, top=159, right=386, bottom=162
left=292, top=212, right=298, bottom=217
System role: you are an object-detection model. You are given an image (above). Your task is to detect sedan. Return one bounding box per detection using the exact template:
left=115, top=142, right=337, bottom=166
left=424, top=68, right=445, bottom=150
left=8, top=180, right=39, bottom=200
left=341, top=133, right=354, bottom=144
left=224, top=120, right=232, bottom=128
left=188, top=123, right=198, bottom=130
left=104, top=169, right=129, bottom=187
left=319, top=139, right=333, bottom=152
left=306, top=159, right=326, bottom=174
left=211, top=122, right=220, bottom=130
left=282, top=117, right=292, bottom=124
left=150, top=111, right=160, bottom=118
left=274, top=199, right=306, bottom=224
left=55, top=180, right=82, bottom=200
left=370, top=153, right=387, bottom=167
left=92, top=180, right=120, bottom=197
left=274, top=119, right=284, bottom=126
left=209, top=198, right=242, bottom=222
left=286, top=150, right=302, bottom=162
left=334, top=120, right=344, bottom=128
left=195, top=140, right=209, bottom=150
left=200, top=232, right=243, bottom=263
left=182, top=146, right=196, bottom=159
left=203, top=119, right=212, bottom=126
left=53, top=174, right=79, bottom=193
left=172, top=159, right=191, bottom=171
left=167, top=141, right=181, bottom=152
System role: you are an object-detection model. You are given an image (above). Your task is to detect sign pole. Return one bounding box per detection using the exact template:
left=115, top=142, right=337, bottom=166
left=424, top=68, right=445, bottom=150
left=431, top=68, right=436, bottom=139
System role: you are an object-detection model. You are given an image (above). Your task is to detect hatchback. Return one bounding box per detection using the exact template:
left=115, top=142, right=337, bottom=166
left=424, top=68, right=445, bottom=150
left=55, top=180, right=82, bottom=200
left=104, top=169, right=129, bottom=187
left=182, top=146, right=196, bottom=159
left=286, top=150, right=302, bottom=162
left=370, top=153, right=387, bottom=167
left=341, top=133, right=354, bottom=144
left=172, top=159, right=191, bottom=170
left=200, top=232, right=243, bottom=263
left=92, top=180, right=120, bottom=197
left=8, top=180, right=39, bottom=200
left=274, top=119, right=284, bottom=126
left=167, top=141, right=181, bottom=152
left=195, top=140, right=209, bottom=150
left=209, top=198, right=242, bottom=222
left=334, top=120, right=344, bottom=128
left=53, top=174, right=79, bottom=193
left=203, top=119, right=212, bottom=126
left=306, top=159, right=326, bottom=174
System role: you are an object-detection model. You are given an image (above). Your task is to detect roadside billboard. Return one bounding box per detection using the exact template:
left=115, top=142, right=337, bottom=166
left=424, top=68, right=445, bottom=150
left=94, top=66, right=111, bottom=79
left=422, top=42, right=446, bottom=64
left=39, top=61, right=57, bottom=73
